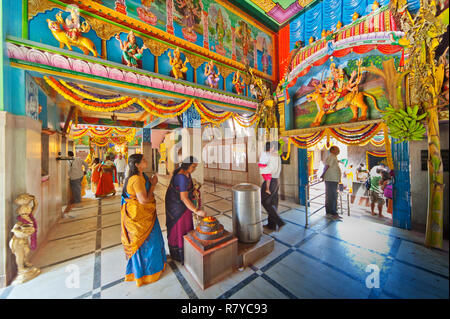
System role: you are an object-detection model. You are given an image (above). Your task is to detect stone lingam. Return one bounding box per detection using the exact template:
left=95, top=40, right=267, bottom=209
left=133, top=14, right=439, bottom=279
left=183, top=216, right=237, bottom=290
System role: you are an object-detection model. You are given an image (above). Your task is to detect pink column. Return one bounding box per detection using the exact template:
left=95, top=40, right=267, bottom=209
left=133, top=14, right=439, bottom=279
left=166, top=0, right=174, bottom=35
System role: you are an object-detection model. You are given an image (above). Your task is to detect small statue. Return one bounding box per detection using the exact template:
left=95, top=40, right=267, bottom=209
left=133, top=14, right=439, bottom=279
left=204, top=60, right=221, bottom=89
left=115, top=31, right=147, bottom=68
left=352, top=12, right=359, bottom=21
left=9, top=194, right=40, bottom=285
left=47, top=9, right=98, bottom=57
left=309, top=36, right=315, bottom=44
left=168, top=47, right=189, bottom=80
left=335, top=21, right=343, bottom=30
left=232, top=70, right=245, bottom=95
left=294, top=40, right=304, bottom=49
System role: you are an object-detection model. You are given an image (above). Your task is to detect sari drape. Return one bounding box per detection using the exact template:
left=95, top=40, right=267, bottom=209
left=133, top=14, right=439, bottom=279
left=121, top=174, right=166, bottom=286
left=95, top=160, right=117, bottom=197
left=164, top=172, right=195, bottom=263
left=90, top=163, right=101, bottom=193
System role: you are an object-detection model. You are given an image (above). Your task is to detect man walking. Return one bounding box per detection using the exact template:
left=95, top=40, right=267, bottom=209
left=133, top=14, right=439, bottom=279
left=68, top=151, right=89, bottom=205
left=321, top=146, right=343, bottom=221
left=261, top=141, right=286, bottom=231
left=114, top=154, right=127, bottom=187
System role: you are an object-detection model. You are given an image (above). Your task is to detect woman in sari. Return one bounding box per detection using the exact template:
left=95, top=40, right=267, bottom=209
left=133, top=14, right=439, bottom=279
left=165, top=156, right=206, bottom=264
left=121, top=154, right=166, bottom=286
left=90, top=158, right=101, bottom=193
left=95, top=154, right=117, bottom=198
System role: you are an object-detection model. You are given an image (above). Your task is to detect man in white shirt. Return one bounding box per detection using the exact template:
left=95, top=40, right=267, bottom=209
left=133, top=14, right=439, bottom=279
left=261, top=141, right=286, bottom=231
left=68, top=151, right=89, bottom=204
left=114, top=154, right=127, bottom=186
left=320, top=146, right=342, bottom=221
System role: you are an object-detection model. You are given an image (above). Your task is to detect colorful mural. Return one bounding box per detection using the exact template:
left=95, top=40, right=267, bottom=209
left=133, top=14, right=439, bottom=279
left=290, top=55, right=400, bottom=130
left=208, top=4, right=232, bottom=57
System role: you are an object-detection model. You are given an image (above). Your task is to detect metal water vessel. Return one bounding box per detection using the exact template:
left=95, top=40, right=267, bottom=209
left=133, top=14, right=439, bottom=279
left=231, top=183, right=262, bottom=243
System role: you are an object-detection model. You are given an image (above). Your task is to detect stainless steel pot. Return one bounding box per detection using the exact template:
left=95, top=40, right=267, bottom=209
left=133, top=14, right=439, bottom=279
left=231, top=183, right=262, bottom=243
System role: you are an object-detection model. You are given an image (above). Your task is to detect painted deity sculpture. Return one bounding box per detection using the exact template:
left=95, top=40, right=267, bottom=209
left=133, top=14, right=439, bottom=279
left=137, top=0, right=157, bottom=25
left=47, top=9, right=98, bottom=57
left=168, top=47, right=189, bottom=80
left=306, top=60, right=377, bottom=126
left=204, top=60, right=221, bottom=89
left=215, top=8, right=226, bottom=53
left=232, top=70, right=245, bottom=95
left=115, top=31, right=147, bottom=68
left=9, top=194, right=41, bottom=285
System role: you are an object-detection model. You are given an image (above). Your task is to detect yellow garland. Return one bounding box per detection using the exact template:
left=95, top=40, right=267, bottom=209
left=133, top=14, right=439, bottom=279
left=382, top=123, right=394, bottom=170
left=142, top=99, right=195, bottom=111
left=59, top=80, right=129, bottom=103
left=232, top=113, right=258, bottom=127
left=193, top=101, right=232, bottom=125
left=194, top=100, right=232, bottom=120
left=137, top=100, right=193, bottom=118
left=44, top=76, right=138, bottom=112
left=282, top=139, right=291, bottom=161
left=328, top=124, right=383, bottom=145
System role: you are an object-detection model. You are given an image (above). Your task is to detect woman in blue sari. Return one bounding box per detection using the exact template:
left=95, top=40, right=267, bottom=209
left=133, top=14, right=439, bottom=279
left=121, top=154, right=166, bottom=286
left=165, top=156, right=206, bottom=264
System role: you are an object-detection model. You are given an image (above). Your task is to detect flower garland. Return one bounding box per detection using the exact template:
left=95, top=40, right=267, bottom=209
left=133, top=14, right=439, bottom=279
left=232, top=113, right=258, bottom=128
left=193, top=101, right=232, bottom=125
left=44, top=76, right=138, bottom=112
left=59, top=80, right=128, bottom=103
left=70, top=127, right=136, bottom=142
left=137, top=99, right=193, bottom=118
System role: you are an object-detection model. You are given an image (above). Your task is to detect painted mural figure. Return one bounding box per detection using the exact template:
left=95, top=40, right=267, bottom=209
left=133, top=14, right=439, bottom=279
left=47, top=10, right=98, bottom=57
left=176, top=0, right=202, bottom=42
left=168, top=47, right=189, bottom=80
left=236, top=21, right=252, bottom=65
left=204, top=60, right=220, bottom=89
left=137, top=0, right=157, bottom=25
left=115, top=31, right=147, bottom=68
left=261, top=38, right=269, bottom=74
left=232, top=70, right=245, bottom=95
left=307, top=60, right=376, bottom=126
left=215, top=8, right=226, bottom=50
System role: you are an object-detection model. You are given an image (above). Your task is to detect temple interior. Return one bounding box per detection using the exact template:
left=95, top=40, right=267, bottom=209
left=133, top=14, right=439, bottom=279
left=0, top=0, right=448, bottom=300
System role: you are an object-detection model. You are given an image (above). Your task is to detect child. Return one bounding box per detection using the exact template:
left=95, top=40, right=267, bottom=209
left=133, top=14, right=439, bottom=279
left=258, top=149, right=272, bottom=194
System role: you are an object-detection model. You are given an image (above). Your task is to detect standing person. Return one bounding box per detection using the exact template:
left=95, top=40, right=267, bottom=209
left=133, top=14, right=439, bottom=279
left=68, top=151, right=89, bottom=205
left=95, top=154, right=117, bottom=198
left=165, top=156, right=207, bottom=264
left=90, top=158, right=101, bottom=193
left=369, top=166, right=385, bottom=217
left=121, top=154, right=166, bottom=286
left=258, top=144, right=272, bottom=195
left=381, top=170, right=393, bottom=216
left=261, top=141, right=286, bottom=231
left=115, top=154, right=127, bottom=187
left=320, top=146, right=343, bottom=221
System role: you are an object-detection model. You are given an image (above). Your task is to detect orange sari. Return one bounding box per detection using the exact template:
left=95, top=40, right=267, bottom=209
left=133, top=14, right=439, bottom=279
left=90, top=163, right=101, bottom=193
left=95, top=160, right=117, bottom=197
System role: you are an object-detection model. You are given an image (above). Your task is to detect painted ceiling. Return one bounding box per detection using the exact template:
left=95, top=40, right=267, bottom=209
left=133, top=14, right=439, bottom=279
left=227, top=0, right=317, bottom=28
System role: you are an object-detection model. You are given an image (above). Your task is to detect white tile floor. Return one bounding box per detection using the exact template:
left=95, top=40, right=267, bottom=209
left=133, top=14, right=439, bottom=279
left=1, top=176, right=448, bottom=299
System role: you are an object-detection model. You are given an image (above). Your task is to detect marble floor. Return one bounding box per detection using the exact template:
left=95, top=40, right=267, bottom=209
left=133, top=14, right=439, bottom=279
left=1, top=176, right=448, bottom=299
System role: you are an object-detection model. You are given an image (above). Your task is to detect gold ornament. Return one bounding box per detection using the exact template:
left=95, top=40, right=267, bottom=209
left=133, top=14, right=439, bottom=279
left=168, top=47, right=189, bottom=80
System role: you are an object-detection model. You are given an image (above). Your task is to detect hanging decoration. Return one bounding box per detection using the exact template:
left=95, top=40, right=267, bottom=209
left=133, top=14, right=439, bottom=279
left=44, top=76, right=138, bottom=112
left=70, top=127, right=136, bottom=142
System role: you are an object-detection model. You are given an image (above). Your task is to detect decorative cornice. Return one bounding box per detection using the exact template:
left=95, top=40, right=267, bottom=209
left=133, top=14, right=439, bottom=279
left=28, top=0, right=64, bottom=20
left=37, top=0, right=275, bottom=82
left=267, top=1, right=304, bottom=24
left=6, top=39, right=258, bottom=111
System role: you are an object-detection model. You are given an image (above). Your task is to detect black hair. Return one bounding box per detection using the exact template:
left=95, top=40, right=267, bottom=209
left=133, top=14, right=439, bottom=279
left=122, top=153, right=144, bottom=196
left=265, top=141, right=271, bottom=152
left=93, top=158, right=100, bottom=164
left=68, top=151, right=74, bottom=157
left=173, top=156, right=198, bottom=176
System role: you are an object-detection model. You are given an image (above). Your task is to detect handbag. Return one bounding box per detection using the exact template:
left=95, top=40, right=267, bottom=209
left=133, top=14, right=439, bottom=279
left=384, top=183, right=393, bottom=199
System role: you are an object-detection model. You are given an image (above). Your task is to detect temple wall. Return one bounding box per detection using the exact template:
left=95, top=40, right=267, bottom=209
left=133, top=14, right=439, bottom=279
left=409, top=123, right=449, bottom=238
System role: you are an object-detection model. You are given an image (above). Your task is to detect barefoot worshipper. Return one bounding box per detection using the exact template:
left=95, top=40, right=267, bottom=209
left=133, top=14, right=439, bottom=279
left=121, top=154, right=166, bottom=286
left=165, top=156, right=207, bottom=264
left=95, top=154, right=117, bottom=198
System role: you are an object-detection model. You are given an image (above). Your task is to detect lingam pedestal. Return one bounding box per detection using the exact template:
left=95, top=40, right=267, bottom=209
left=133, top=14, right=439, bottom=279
left=183, top=217, right=237, bottom=290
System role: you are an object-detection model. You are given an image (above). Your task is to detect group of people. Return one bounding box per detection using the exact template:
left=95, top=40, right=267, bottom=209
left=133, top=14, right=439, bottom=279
left=121, top=141, right=287, bottom=287
left=120, top=154, right=206, bottom=286
left=68, top=152, right=128, bottom=205
left=320, top=146, right=394, bottom=220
